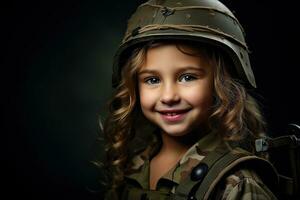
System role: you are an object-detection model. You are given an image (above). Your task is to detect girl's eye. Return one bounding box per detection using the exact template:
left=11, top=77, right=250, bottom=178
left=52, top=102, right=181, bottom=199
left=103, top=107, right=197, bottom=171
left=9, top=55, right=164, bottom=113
left=179, top=74, right=197, bottom=82
left=145, top=77, right=160, bottom=85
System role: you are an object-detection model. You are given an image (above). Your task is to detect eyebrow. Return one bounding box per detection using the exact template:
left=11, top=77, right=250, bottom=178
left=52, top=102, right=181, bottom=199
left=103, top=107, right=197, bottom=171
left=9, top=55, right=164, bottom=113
left=138, top=66, right=205, bottom=75
left=138, top=69, right=158, bottom=75
left=178, top=66, right=205, bottom=72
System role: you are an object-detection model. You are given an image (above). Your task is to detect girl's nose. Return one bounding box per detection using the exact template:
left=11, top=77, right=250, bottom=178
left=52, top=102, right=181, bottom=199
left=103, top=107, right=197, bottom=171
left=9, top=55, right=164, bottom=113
left=160, top=83, right=180, bottom=105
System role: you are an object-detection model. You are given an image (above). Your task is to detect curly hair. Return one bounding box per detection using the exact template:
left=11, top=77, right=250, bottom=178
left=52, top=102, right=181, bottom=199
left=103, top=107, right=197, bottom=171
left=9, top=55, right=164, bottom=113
left=103, top=40, right=266, bottom=193
left=103, top=46, right=147, bottom=191
left=209, top=49, right=266, bottom=148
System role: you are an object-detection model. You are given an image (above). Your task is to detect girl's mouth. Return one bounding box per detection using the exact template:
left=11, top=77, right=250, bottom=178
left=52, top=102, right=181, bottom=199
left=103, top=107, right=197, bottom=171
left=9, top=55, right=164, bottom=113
left=158, top=109, right=190, bottom=122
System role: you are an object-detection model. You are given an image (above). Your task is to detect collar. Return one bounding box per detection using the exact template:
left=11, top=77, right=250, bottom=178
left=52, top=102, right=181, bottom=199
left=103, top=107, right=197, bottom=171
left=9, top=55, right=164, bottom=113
left=125, top=130, right=223, bottom=189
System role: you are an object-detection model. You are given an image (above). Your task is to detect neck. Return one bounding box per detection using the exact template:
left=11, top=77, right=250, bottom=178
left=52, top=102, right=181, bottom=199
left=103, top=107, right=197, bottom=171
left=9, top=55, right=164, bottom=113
left=159, top=132, right=191, bottom=156
left=159, top=127, right=209, bottom=156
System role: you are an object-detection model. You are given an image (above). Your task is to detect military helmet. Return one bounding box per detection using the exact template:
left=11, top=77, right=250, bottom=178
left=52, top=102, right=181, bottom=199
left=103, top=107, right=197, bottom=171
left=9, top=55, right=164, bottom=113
left=112, top=0, right=256, bottom=88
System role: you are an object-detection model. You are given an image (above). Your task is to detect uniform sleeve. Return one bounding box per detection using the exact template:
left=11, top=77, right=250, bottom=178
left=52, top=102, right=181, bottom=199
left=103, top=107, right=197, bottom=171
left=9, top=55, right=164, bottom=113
left=219, top=169, right=278, bottom=200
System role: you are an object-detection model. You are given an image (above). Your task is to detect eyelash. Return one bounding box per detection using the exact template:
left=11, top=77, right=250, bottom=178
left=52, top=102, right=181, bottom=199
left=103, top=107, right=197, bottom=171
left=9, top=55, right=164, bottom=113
left=143, top=74, right=198, bottom=85
left=144, top=77, right=160, bottom=85
left=179, top=74, right=198, bottom=82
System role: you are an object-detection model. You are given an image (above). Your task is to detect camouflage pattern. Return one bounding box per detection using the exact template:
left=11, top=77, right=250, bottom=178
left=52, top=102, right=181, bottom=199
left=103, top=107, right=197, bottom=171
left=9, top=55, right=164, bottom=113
left=213, top=169, right=277, bottom=199
left=116, top=131, right=277, bottom=199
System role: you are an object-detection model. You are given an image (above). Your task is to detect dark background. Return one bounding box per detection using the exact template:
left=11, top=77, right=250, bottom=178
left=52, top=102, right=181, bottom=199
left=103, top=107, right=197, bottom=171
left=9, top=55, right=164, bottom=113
left=3, top=0, right=299, bottom=199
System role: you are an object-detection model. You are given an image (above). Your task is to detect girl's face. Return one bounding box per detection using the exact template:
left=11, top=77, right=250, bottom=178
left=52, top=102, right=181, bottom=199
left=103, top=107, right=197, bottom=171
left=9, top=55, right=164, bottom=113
left=138, top=44, right=214, bottom=137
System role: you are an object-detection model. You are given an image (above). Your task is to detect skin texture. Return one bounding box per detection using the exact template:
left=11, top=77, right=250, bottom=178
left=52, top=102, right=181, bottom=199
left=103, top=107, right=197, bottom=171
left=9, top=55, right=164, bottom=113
left=138, top=44, right=214, bottom=138
left=137, top=44, right=214, bottom=189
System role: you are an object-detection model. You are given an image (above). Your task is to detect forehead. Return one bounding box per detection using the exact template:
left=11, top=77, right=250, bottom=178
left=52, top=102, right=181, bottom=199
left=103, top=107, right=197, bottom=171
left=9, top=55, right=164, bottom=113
left=139, top=43, right=212, bottom=71
left=147, top=41, right=209, bottom=56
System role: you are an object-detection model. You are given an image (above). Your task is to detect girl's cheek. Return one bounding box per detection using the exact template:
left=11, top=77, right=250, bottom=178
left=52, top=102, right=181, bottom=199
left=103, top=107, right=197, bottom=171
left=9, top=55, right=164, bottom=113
left=183, top=87, right=213, bottom=105
left=139, top=88, right=157, bottom=107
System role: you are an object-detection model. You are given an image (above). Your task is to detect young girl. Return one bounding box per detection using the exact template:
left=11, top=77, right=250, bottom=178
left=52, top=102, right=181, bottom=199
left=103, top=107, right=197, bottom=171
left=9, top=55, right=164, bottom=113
left=103, top=0, right=278, bottom=199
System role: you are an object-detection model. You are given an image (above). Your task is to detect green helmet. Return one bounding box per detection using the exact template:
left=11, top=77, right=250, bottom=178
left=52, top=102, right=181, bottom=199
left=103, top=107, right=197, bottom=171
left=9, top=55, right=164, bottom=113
left=112, top=0, right=256, bottom=88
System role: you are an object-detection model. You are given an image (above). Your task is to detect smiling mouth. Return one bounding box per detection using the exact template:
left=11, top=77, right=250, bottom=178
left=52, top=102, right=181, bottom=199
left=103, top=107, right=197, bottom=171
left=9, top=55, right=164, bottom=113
left=158, top=109, right=190, bottom=122
left=158, top=109, right=190, bottom=114
left=164, top=113, right=180, bottom=116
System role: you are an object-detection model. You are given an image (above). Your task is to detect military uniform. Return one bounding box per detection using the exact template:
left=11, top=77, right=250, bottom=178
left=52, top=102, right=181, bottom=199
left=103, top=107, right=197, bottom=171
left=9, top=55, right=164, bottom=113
left=105, top=131, right=277, bottom=200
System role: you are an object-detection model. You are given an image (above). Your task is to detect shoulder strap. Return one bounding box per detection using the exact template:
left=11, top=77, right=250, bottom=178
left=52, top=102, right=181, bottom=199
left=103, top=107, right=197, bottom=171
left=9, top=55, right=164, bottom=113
left=174, top=146, right=279, bottom=200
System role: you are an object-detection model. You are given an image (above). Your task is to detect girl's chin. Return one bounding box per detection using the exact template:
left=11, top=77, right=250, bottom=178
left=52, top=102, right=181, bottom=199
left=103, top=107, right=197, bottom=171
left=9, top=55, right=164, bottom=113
left=161, top=127, right=190, bottom=137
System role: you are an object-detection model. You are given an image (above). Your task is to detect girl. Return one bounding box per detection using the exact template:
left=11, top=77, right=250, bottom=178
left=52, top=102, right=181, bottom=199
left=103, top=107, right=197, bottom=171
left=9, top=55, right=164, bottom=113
left=103, top=0, right=278, bottom=199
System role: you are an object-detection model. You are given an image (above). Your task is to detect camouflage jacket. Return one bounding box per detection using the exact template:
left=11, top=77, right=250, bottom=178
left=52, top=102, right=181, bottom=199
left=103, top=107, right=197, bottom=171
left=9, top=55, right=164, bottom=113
left=107, top=131, right=278, bottom=200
